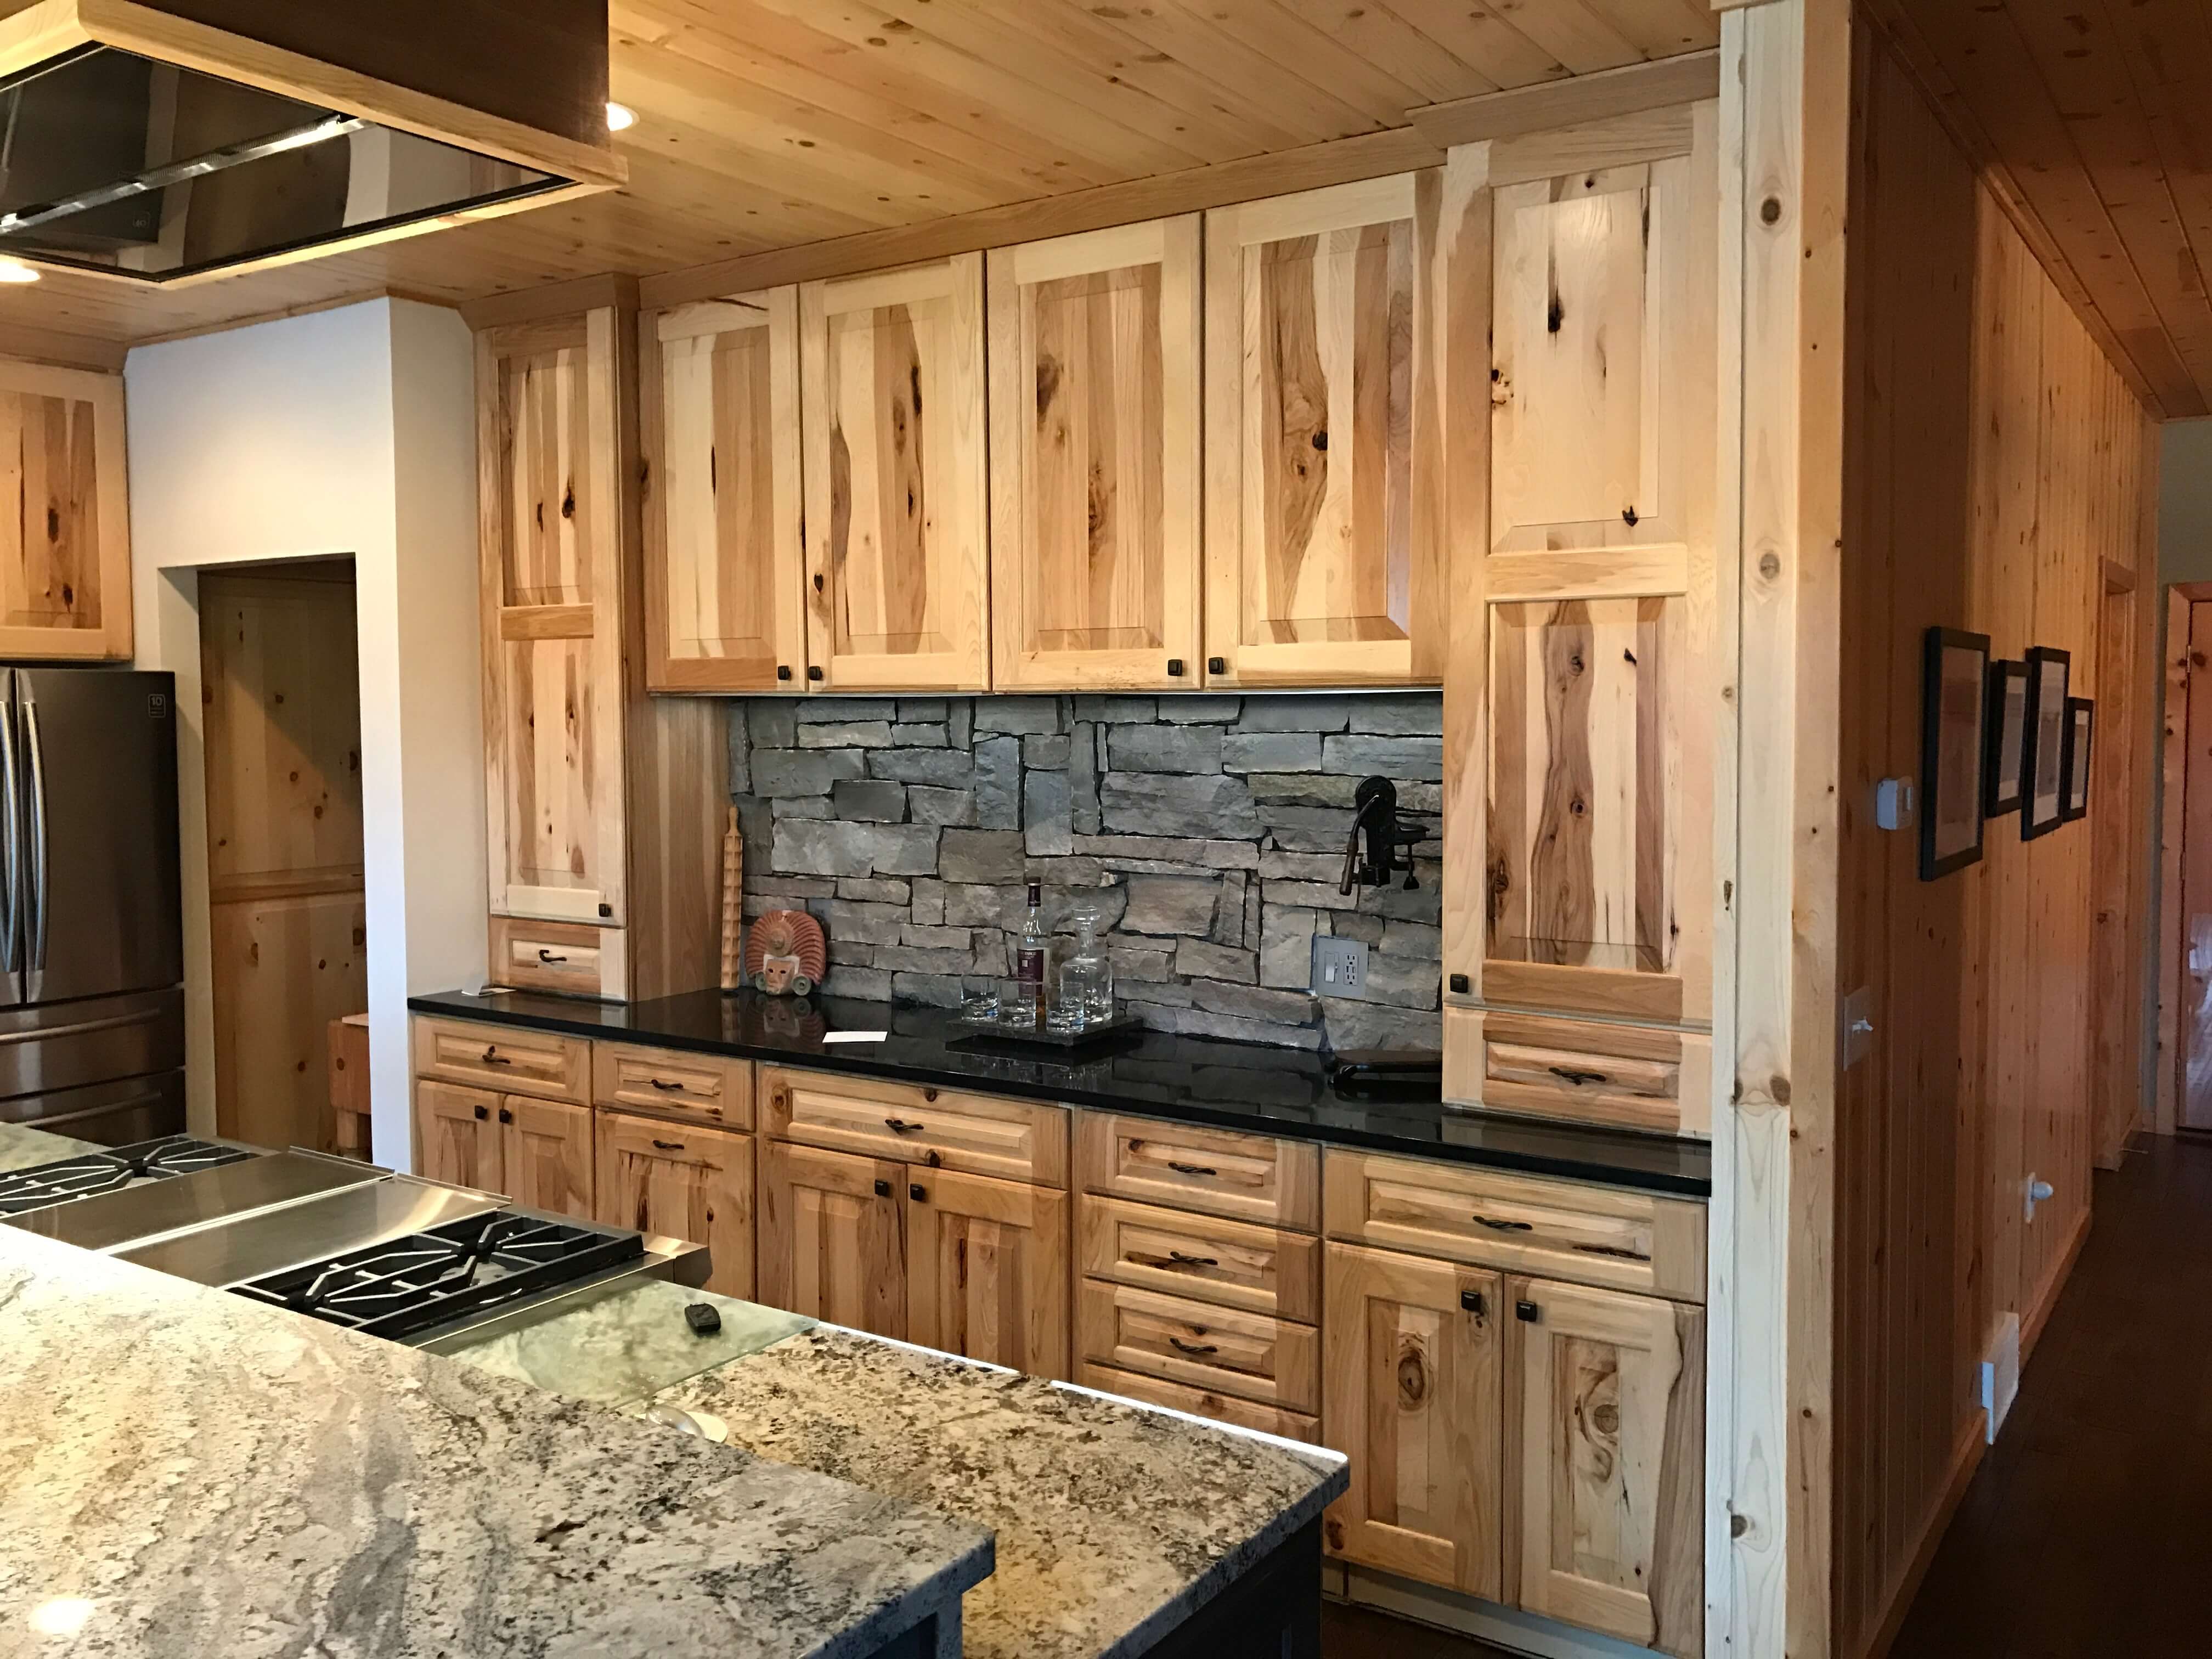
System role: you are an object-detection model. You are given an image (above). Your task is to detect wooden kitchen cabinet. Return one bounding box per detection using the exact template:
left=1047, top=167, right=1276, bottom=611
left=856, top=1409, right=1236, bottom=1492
left=800, top=255, right=989, bottom=691
left=414, top=1079, right=504, bottom=1193
left=909, top=1166, right=1070, bottom=1379
left=1321, top=1242, right=1505, bottom=1599
left=986, top=218, right=1203, bottom=691
left=640, top=290, right=808, bottom=692
left=1508, top=1278, right=1704, bottom=1659
left=499, top=1094, right=595, bottom=1220
left=758, top=1138, right=909, bottom=1339
left=1201, top=174, right=1443, bottom=689
left=0, top=358, right=132, bottom=661
left=596, top=1114, right=755, bottom=1297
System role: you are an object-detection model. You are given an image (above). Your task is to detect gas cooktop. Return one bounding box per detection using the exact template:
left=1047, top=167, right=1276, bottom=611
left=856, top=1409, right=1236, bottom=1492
left=0, top=1136, right=258, bottom=1217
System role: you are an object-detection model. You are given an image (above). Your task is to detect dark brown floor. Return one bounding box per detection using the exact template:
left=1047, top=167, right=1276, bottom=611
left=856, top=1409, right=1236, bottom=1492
left=1322, top=1601, right=1511, bottom=1656
left=1892, top=1133, right=2212, bottom=1658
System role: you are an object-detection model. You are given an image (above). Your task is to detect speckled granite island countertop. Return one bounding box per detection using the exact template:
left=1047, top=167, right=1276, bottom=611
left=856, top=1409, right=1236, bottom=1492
left=0, top=1226, right=992, bottom=1659
left=443, top=1278, right=1348, bottom=1659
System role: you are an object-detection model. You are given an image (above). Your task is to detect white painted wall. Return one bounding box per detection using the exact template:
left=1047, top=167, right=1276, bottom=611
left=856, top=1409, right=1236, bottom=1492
left=126, top=298, right=485, bottom=1167
left=2162, top=418, right=2212, bottom=585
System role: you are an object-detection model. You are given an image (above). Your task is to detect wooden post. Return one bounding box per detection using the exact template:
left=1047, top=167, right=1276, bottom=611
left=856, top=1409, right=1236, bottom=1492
left=1716, top=1, right=1851, bottom=1655
left=721, top=804, right=744, bottom=992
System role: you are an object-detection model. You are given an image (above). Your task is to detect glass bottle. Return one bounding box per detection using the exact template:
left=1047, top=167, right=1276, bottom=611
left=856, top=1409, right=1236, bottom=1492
left=1016, top=880, right=1049, bottom=1024
left=1058, top=904, right=1114, bottom=1029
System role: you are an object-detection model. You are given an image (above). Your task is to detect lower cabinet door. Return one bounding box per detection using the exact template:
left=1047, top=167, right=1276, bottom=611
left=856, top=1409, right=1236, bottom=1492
left=1509, top=1278, right=1704, bottom=1658
left=907, top=1167, right=1069, bottom=1379
left=415, top=1080, right=505, bottom=1194
left=1321, top=1242, right=1504, bottom=1599
left=499, top=1096, right=595, bottom=1220
left=596, top=1115, right=757, bottom=1297
left=758, top=1139, right=908, bottom=1340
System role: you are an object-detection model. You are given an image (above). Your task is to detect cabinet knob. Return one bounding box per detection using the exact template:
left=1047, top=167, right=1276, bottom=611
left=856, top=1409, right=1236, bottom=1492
left=909, top=1183, right=927, bottom=1203
left=598, top=903, right=613, bottom=918
left=806, top=665, right=823, bottom=681
left=1459, top=1289, right=1486, bottom=1317
left=813, top=572, right=825, bottom=593
left=1515, top=1300, right=1541, bottom=1323
left=1207, top=656, right=1227, bottom=675
left=921, top=1087, right=939, bottom=1103
left=1448, top=973, right=1470, bottom=995
left=776, top=665, right=792, bottom=681
left=498, top=1107, right=514, bottom=1125
left=1166, top=658, right=1185, bottom=677
left=472, top=1103, right=488, bottom=1121
left=874, top=1178, right=891, bottom=1197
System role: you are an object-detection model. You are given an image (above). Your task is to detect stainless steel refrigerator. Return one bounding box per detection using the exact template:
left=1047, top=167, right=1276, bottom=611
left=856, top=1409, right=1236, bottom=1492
left=0, top=668, right=184, bottom=1144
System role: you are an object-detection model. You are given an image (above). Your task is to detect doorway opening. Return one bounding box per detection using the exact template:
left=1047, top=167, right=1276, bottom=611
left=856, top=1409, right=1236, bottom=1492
left=197, top=558, right=368, bottom=1155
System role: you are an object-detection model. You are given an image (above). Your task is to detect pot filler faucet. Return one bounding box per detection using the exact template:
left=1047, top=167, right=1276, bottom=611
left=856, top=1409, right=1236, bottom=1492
left=1340, top=776, right=1430, bottom=896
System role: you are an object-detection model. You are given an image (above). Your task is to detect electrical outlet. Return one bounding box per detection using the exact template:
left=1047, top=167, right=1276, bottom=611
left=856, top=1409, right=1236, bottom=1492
left=1312, top=936, right=1368, bottom=998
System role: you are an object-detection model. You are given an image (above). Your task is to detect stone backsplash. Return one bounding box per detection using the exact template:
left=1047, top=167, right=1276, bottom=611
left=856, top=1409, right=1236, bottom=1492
left=728, top=693, right=1444, bottom=1051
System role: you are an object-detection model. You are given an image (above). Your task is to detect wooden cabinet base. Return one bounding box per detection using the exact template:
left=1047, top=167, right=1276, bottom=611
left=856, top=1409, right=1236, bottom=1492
left=757, top=1138, right=908, bottom=1338
left=596, top=1114, right=755, bottom=1298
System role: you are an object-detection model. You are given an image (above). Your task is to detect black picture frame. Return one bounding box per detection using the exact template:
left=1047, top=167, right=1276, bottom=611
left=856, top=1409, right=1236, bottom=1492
left=2021, top=646, right=2070, bottom=841
left=1921, top=627, right=1990, bottom=880
left=1984, top=658, right=2029, bottom=817
left=2059, top=697, right=2094, bottom=823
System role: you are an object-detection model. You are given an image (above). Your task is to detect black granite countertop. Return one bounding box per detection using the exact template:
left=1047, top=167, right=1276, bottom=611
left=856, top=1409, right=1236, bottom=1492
left=409, top=988, right=1711, bottom=1198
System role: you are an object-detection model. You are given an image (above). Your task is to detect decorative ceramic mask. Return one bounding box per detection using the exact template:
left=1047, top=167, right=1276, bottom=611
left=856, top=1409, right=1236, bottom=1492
left=744, top=909, right=826, bottom=997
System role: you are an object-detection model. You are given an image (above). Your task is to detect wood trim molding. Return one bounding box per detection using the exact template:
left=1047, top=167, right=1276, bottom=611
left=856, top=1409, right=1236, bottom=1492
left=1852, top=1418, right=1987, bottom=1659
left=638, top=126, right=1446, bottom=311
left=0, top=323, right=127, bottom=374
left=461, top=273, right=642, bottom=331
left=1406, top=49, right=1720, bottom=149
left=2103, top=557, right=2139, bottom=595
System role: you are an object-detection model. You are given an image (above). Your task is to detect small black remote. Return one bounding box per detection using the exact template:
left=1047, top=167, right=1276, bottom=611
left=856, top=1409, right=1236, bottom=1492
left=684, top=1302, right=722, bottom=1336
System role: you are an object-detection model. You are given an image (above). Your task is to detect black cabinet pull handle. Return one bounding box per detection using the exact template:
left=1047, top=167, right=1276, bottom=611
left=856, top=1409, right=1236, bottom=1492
left=922, top=1087, right=940, bottom=1102
left=776, top=665, right=792, bottom=681
left=885, top=1116, right=924, bottom=1134
left=1472, top=1214, right=1533, bottom=1233
left=1167, top=1161, right=1217, bottom=1177
left=1460, top=1289, right=1486, bottom=1316
left=1515, top=1300, right=1540, bottom=1323
left=472, top=1103, right=488, bottom=1121
left=1166, top=658, right=1185, bottom=677
left=1167, top=1250, right=1219, bottom=1269
left=1168, top=1336, right=1218, bottom=1357
left=649, top=1077, right=684, bottom=1092
left=497, top=1107, right=513, bottom=1125
left=537, top=949, right=567, bottom=964
left=910, top=1183, right=927, bottom=1202
left=652, top=1139, right=684, bottom=1152
left=1549, top=1066, right=1609, bottom=1087
left=481, top=1047, right=512, bottom=1065
left=1449, top=973, right=1470, bottom=995
left=1207, top=656, right=1227, bottom=675
left=806, top=665, right=823, bottom=681
left=874, top=1179, right=891, bottom=1197
left=1573, top=1242, right=1653, bottom=1263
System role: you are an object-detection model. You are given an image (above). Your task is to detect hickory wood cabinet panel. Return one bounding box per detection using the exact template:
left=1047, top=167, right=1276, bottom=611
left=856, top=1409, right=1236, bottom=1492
left=986, top=217, right=1204, bottom=691
left=800, top=255, right=990, bottom=692
left=1321, top=1242, right=1505, bottom=1599
left=763, top=1064, right=1068, bottom=1186
left=1508, top=1278, right=1703, bottom=1659
left=414, top=1079, right=505, bottom=1194
left=1440, top=1008, right=1713, bottom=1139
left=640, top=291, right=808, bottom=692
left=1074, top=1111, right=1318, bottom=1230
left=0, top=358, right=132, bottom=661
left=596, top=1114, right=756, bottom=1299
left=500, top=1095, right=596, bottom=1221
left=758, top=1137, right=910, bottom=1337
left=909, top=1166, right=1071, bottom=1381
left=1201, top=173, right=1446, bottom=689
left=592, top=1042, right=753, bottom=1130
left=1076, top=1278, right=1319, bottom=1415
left=411, top=1016, right=590, bottom=1104
left=1077, top=1193, right=1322, bottom=1323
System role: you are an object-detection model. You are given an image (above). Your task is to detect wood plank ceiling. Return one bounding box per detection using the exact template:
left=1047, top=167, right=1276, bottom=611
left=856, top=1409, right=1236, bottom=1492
left=1866, top=0, right=2212, bottom=419
left=0, top=0, right=1719, bottom=348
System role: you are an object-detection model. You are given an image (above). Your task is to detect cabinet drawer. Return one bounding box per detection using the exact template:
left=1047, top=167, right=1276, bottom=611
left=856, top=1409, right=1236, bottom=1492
left=761, top=1066, right=1067, bottom=1186
left=411, top=1017, right=589, bottom=1104
left=1076, top=1361, right=1321, bottom=1446
left=1323, top=1150, right=1705, bottom=1303
left=489, top=916, right=623, bottom=1000
left=1077, top=1279, right=1318, bottom=1414
left=1076, top=1113, right=1318, bottom=1231
left=594, top=1043, right=754, bottom=1130
left=1077, top=1195, right=1320, bottom=1322
left=1446, top=1008, right=1709, bottom=1137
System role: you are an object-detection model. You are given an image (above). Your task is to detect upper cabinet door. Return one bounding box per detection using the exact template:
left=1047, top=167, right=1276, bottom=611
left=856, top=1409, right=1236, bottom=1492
left=477, top=312, right=629, bottom=927
left=1202, top=174, right=1443, bottom=689
left=988, top=218, right=1202, bottom=692
left=800, top=255, right=989, bottom=691
left=0, top=359, right=131, bottom=661
left=641, top=291, right=808, bottom=693
left=1442, top=105, right=1719, bottom=1032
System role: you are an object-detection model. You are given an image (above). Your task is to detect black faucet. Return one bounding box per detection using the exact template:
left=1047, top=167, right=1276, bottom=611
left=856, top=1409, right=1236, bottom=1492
left=1339, top=776, right=1429, bottom=896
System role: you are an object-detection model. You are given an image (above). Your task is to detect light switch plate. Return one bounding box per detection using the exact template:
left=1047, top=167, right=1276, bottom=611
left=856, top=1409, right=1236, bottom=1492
left=1312, top=936, right=1368, bottom=998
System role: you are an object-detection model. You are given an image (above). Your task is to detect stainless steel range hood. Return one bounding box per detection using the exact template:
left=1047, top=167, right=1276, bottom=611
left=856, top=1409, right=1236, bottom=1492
left=0, top=0, right=622, bottom=285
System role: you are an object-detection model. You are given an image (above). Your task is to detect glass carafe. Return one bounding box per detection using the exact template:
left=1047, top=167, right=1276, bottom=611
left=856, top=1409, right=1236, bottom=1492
left=1056, top=905, right=1115, bottom=1029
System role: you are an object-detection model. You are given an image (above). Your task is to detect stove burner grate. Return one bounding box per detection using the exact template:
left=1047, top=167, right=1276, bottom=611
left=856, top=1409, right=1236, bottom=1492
left=0, top=1136, right=256, bottom=1217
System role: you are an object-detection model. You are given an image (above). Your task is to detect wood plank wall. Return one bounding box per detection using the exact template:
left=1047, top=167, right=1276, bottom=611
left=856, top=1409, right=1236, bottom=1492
left=1833, top=20, right=2162, bottom=1656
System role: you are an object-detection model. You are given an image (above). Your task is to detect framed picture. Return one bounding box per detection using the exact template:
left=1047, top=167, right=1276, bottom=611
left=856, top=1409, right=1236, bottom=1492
left=2060, top=697, right=2094, bottom=823
left=1921, top=627, right=1990, bottom=879
left=1984, top=658, right=2029, bottom=816
left=2020, top=646, right=2070, bottom=841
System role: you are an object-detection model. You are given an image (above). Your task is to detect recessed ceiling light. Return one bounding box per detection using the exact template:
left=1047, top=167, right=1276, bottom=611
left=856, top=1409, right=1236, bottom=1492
left=606, top=101, right=637, bottom=133
left=0, top=259, right=40, bottom=284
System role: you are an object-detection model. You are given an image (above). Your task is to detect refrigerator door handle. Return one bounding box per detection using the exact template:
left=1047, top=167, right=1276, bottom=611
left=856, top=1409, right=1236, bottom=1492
left=25, top=697, right=48, bottom=976
left=0, top=696, right=18, bottom=977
